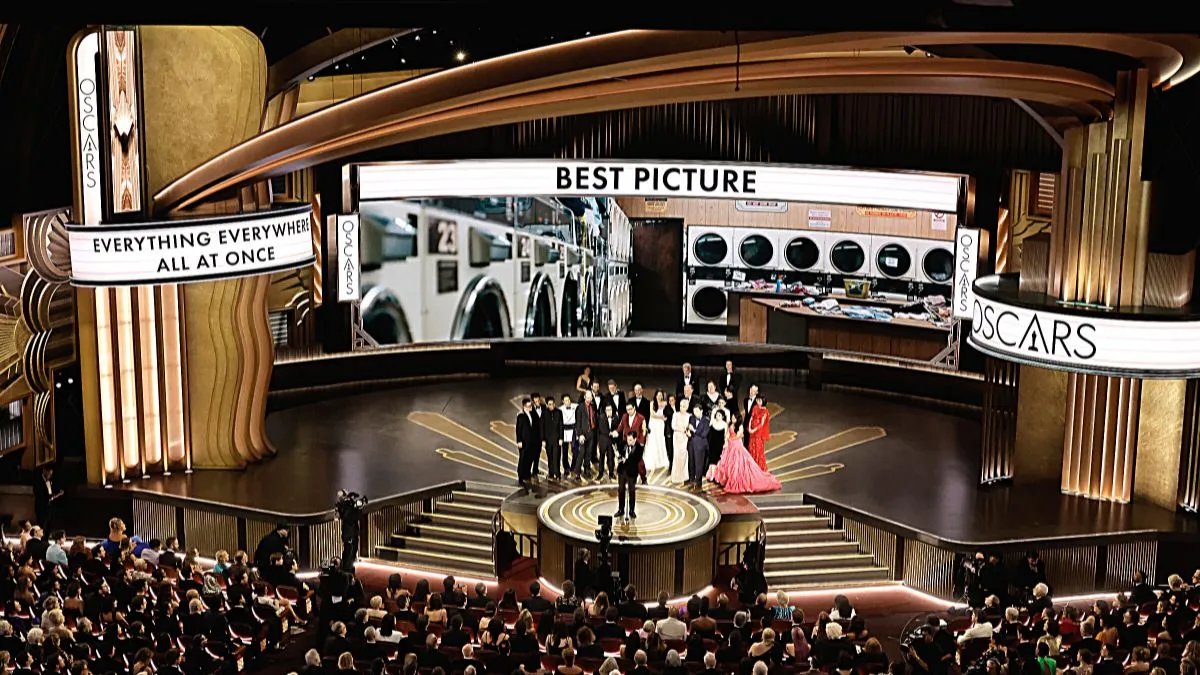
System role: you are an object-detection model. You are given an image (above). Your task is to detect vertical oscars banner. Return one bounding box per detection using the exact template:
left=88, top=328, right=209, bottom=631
left=336, top=214, right=361, bottom=302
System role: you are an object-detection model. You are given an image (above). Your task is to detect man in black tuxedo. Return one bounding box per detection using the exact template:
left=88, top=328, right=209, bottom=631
left=721, top=360, right=741, bottom=403
left=615, top=431, right=643, bottom=521
left=573, top=391, right=597, bottom=480
left=741, top=383, right=760, bottom=422
left=34, top=465, right=63, bottom=529
left=676, top=362, right=695, bottom=400
left=595, top=403, right=620, bottom=480
left=631, top=382, right=651, bottom=421
left=602, top=380, right=626, bottom=418
left=515, top=398, right=539, bottom=485
left=541, top=398, right=564, bottom=480
left=529, top=393, right=545, bottom=477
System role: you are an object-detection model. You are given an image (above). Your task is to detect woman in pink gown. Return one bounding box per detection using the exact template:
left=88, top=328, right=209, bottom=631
left=707, top=419, right=780, bottom=494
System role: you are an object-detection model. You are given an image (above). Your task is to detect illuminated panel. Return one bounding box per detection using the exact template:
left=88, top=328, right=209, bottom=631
left=157, top=285, right=187, bottom=466
left=136, top=286, right=162, bottom=467
left=105, top=30, right=142, bottom=214
left=113, top=291, right=140, bottom=472
left=94, top=289, right=119, bottom=478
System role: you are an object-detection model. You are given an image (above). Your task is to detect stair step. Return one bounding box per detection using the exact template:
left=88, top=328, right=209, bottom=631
left=464, top=481, right=521, bottom=498
left=451, top=491, right=507, bottom=506
left=764, top=566, right=893, bottom=587
left=761, top=515, right=829, bottom=528
left=375, top=546, right=495, bottom=577
left=764, top=554, right=877, bottom=571
left=756, top=504, right=816, bottom=515
left=421, top=511, right=493, bottom=528
left=765, top=529, right=846, bottom=543
left=438, top=501, right=500, bottom=517
left=763, top=541, right=860, bottom=556
left=391, top=535, right=495, bottom=556
left=748, top=493, right=807, bottom=505
left=408, top=523, right=493, bottom=542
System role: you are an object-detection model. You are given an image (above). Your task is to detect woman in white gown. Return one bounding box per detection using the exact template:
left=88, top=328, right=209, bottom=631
left=670, top=400, right=691, bottom=484
left=643, top=390, right=671, bottom=472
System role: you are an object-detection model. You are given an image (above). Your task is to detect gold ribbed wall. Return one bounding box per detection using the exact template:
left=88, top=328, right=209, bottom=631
left=902, top=539, right=955, bottom=599
left=980, top=358, right=1020, bottom=483
left=308, top=520, right=341, bottom=567
left=1062, top=374, right=1141, bottom=502
left=1003, top=546, right=1097, bottom=597
left=1013, top=365, right=1068, bottom=484
left=132, top=499, right=177, bottom=542
left=540, top=530, right=568, bottom=587
left=1105, top=541, right=1157, bottom=590
left=1039, top=70, right=1156, bottom=503
left=840, top=516, right=897, bottom=578
left=183, top=509, right=239, bottom=556
left=1133, top=379, right=1186, bottom=509
left=626, top=549, right=676, bottom=598
left=366, top=501, right=422, bottom=552
left=682, top=537, right=715, bottom=592
left=1175, top=380, right=1200, bottom=512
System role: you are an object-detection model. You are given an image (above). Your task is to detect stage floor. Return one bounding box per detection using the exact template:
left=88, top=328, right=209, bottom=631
left=120, top=372, right=1196, bottom=544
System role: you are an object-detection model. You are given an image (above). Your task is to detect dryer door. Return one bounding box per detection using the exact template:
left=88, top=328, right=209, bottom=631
left=738, top=233, right=774, bottom=268
left=922, top=247, right=954, bottom=284
left=692, top=286, right=728, bottom=320
left=784, top=236, right=821, bottom=271
left=830, top=240, right=867, bottom=275
left=693, top=232, right=729, bottom=266
left=875, top=242, right=913, bottom=279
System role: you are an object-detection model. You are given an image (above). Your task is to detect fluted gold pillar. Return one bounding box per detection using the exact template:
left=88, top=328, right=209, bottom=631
left=1042, top=70, right=1151, bottom=503
left=71, top=26, right=275, bottom=483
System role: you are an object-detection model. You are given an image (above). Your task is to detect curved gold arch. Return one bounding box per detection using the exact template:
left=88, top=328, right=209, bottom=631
left=156, top=29, right=1200, bottom=214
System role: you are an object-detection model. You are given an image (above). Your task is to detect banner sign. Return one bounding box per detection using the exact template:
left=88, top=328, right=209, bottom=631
left=72, top=31, right=102, bottom=225
left=335, top=214, right=360, bottom=302
left=356, top=160, right=963, bottom=213
left=735, top=200, right=788, bottom=213
left=953, top=228, right=980, bottom=319
left=968, top=288, right=1200, bottom=377
left=66, top=205, right=315, bottom=287
left=856, top=207, right=916, bottom=219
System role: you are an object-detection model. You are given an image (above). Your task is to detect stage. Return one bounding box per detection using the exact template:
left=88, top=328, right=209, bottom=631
left=117, top=372, right=1192, bottom=542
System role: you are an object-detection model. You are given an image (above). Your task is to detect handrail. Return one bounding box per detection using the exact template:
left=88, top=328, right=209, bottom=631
left=492, top=509, right=539, bottom=577
left=105, top=480, right=466, bottom=526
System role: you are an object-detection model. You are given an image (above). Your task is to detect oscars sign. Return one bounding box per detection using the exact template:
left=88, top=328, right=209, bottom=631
left=66, top=205, right=316, bottom=287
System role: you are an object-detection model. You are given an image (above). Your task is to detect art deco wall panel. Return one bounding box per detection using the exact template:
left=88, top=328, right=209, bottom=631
left=1013, top=365, right=1068, bottom=484
left=1133, top=379, right=1186, bottom=510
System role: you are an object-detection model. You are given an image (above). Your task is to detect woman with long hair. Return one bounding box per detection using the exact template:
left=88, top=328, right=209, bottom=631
left=644, top=391, right=670, bottom=472
left=708, top=419, right=780, bottom=494
left=576, top=366, right=593, bottom=395
left=747, top=394, right=770, bottom=471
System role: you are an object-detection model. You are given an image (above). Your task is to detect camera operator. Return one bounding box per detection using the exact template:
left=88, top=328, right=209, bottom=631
left=335, top=490, right=368, bottom=572
left=958, top=552, right=987, bottom=608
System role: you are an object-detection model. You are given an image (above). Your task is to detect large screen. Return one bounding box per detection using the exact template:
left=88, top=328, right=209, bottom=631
left=348, top=160, right=963, bottom=349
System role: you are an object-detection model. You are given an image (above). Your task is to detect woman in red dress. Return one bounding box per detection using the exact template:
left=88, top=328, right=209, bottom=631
left=747, top=394, right=770, bottom=471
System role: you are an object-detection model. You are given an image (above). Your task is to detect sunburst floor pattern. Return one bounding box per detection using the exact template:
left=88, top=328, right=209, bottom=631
left=406, top=393, right=886, bottom=494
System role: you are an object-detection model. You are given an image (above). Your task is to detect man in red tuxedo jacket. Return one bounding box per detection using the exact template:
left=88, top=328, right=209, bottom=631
left=617, top=402, right=648, bottom=483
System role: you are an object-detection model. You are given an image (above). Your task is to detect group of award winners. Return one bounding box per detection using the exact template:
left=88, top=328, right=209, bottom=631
left=513, top=360, right=782, bottom=517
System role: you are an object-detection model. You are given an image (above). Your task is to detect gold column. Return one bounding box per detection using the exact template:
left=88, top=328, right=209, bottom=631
left=69, top=26, right=274, bottom=483
left=1037, top=70, right=1155, bottom=503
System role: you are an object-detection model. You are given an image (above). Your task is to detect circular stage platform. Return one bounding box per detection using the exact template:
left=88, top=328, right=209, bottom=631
left=537, top=485, right=722, bottom=547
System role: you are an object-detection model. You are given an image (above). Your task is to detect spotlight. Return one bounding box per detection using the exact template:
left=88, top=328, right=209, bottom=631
left=454, top=50, right=466, bottom=62
left=67, top=378, right=74, bottom=384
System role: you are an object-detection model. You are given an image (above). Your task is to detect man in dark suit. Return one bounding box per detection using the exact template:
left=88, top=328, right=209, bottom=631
left=573, top=391, right=597, bottom=480
left=1128, top=570, right=1156, bottom=607
left=720, top=360, right=741, bottom=403
left=603, top=380, right=626, bottom=418
left=33, top=466, right=63, bottom=529
left=515, top=398, right=539, bottom=485
left=529, top=393, right=545, bottom=477
left=595, top=403, right=620, bottom=480
left=676, top=363, right=696, bottom=400
left=595, top=606, right=626, bottom=639
left=618, top=585, right=649, bottom=619
left=615, top=431, right=643, bottom=520
left=687, top=404, right=711, bottom=489
left=523, top=581, right=553, bottom=613
left=541, top=398, right=564, bottom=480
left=631, top=383, right=651, bottom=420
left=741, top=383, right=760, bottom=422
left=254, top=524, right=290, bottom=570
left=1014, top=549, right=1047, bottom=603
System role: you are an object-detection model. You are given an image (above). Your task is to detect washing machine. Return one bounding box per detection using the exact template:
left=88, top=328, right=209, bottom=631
left=687, top=226, right=734, bottom=268
left=916, top=238, right=955, bottom=285
left=781, top=231, right=827, bottom=273
left=827, top=234, right=873, bottom=277
left=686, top=278, right=728, bottom=327
left=447, top=215, right=515, bottom=341
left=733, top=228, right=780, bottom=270
left=869, top=236, right=918, bottom=281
